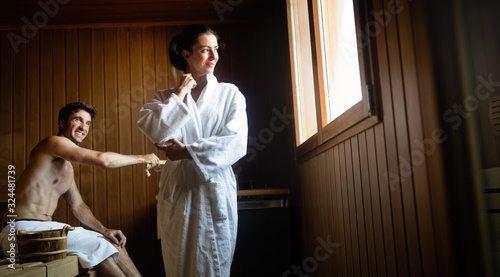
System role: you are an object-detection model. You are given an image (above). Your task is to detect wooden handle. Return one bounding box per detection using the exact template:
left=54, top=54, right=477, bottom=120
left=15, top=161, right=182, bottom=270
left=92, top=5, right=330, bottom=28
left=145, top=160, right=167, bottom=177
left=16, top=225, right=75, bottom=236
left=62, top=225, right=75, bottom=236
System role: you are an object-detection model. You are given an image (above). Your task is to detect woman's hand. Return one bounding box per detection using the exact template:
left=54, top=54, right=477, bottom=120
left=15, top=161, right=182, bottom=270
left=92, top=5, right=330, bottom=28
left=174, top=73, right=197, bottom=101
left=156, top=139, right=192, bottom=161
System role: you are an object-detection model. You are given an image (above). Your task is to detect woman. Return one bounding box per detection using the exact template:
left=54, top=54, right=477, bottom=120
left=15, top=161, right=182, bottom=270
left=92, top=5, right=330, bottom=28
left=137, top=24, right=248, bottom=276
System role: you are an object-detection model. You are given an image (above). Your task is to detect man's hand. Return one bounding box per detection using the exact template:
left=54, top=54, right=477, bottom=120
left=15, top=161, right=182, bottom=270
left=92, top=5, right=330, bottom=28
left=143, top=153, right=160, bottom=168
left=103, top=228, right=127, bottom=248
left=156, top=139, right=192, bottom=161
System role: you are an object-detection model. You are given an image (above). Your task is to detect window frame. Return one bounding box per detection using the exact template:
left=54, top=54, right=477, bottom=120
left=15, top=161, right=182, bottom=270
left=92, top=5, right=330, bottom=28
left=287, top=0, right=379, bottom=156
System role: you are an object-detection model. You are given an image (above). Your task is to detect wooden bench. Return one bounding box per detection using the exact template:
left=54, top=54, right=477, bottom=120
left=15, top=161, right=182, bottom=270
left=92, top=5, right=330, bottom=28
left=0, top=255, right=96, bottom=276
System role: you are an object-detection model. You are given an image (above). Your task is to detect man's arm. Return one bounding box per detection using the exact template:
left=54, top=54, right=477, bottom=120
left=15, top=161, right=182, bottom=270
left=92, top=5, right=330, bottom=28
left=62, top=180, right=127, bottom=247
left=43, top=136, right=160, bottom=169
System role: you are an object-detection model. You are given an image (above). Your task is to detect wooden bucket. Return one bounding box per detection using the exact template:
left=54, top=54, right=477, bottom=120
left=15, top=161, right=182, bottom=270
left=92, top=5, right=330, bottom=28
left=16, top=225, right=75, bottom=263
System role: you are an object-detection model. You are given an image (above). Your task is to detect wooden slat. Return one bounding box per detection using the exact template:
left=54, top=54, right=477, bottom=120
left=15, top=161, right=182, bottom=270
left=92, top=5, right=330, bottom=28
left=319, top=154, right=332, bottom=275
left=39, top=30, right=53, bottom=140
left=91, top=28, right=108, bottom=225
left=375, top=123, right=397, bottom=277
left=357, top=132, right=378, bottom=277
left=345, top=140, right=361, bottom=277
left=339, top=142, right=354, bottom=276
left=78, top=28, right=94, bottom=218
left=52, top=29, right=67, bottom=223
left=385, top=1, right=421, bottom=275
left=325, top=148, right=341, bottom=276
left=12, top=41, right=26, bottom=172
left=104, top=27, right=121, bottom=230
left=365, top=127, right=388, bottom=277
left=129, top=35, right=147, bottom=224
left=142, top=26, right=159, bottom=241
left=397, top=3, right=438, bottom=276
left=66, top=28, right=80, bottom=227
left=368, top=0, right=408, bottom=275
left=26, top=34, right=39, bottom=159
left=129, top=26, right=149, bottom=271
left=411, top=0, right=454, bottom=275
left=154, top=26, right=168, bottom=92
left=117, top=26, right=134, bottom=238
left=333, top=145, right=347, bottom=275
left=0, top=31, right=13, bottom=203
left=351, top=136, right=370, bottom=277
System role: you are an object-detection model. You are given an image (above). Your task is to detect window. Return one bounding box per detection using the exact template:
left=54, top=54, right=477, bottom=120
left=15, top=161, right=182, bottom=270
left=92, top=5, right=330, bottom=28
left=288, top=0, right=318, bottom=143
left=287, top=0, right=376, bottom=152
left=319, top=0, right=363, bottom=122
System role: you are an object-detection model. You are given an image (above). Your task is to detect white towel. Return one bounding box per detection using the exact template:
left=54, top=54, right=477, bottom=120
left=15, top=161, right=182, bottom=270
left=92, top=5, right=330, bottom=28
left=0, top=220, right=118, bottom=268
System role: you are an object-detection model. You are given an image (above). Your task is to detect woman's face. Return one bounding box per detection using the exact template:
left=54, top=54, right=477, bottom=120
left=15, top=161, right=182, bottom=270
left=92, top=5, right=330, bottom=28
left=184, top=34, right=219, bottom=76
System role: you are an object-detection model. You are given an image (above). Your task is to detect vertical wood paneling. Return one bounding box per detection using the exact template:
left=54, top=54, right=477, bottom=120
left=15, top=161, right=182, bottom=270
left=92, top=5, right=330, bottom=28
left=411, top=0, right=455, bottom=275
left=104, top=28, right=121, bottom=230
left=78, top=29, right=94, bottom=216
left=386, top=2, right=422, bottom=275
left=129, top=27, right=146, bottom=231
left=117, top=27, right=134, bottom=238
left=358, top=132, right=378, bottom=277
left=292, top=1, right=449, bottom=275
left=397, top=3, right=438, bottom=276
left=154, top=26, right=168, bottom=92
left=12, top=43, right=26, bottom=172
left=52, top=29, right=67, bottom=223
left=3, top=24, right=266, bottom=275
left=339, top=142, right=354, bottom=276
left=91, top=28, right=107, bottom=225
left=333, top=145, right=347, bottom=275
left=65, top=29, right=79, bottom=103
left=365, top=127, right=388, bottom=277
left=351, top=136, right=369, bottom=277
left=39, top=30, right=53, bottom=148
left=129, top=27, right=150, bottom=271
left=66, top=28, right=80, bottom=227
left=26, top=35, right=39, bottom=158
left=345, top=140, right=361, bottom=277
left=141, top=26, right=158, bottom=248
left=0, top=32, right=13, bottom=203
left=374, top=123, right=397, bottom=277
left=325, top=148, right=341, bottom=276
left=0, top=5, right=451, bottom=274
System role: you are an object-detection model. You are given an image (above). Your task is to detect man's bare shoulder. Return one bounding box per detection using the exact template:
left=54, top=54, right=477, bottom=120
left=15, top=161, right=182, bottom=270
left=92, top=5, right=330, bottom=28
left=31, top=136, right=74, bottom=159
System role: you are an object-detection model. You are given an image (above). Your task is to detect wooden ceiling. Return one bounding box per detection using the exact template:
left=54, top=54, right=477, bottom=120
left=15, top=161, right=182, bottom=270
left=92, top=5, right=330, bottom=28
left=0, top=0, right=281, bottom=29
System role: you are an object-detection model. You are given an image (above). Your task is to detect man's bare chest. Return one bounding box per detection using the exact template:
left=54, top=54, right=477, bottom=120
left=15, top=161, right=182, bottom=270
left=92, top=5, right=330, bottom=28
left=49, top=159, right=74, bottom=193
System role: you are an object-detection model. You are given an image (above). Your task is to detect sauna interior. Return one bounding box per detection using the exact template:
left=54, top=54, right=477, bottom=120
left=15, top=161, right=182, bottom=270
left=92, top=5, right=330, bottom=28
left=0, top=0, right=499, bottom=276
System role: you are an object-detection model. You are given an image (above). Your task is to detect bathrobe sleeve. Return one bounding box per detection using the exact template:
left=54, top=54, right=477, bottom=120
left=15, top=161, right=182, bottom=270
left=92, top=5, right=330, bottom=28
left=137, top=90, right=192, bottom=145
left=186, top=91, right=248, bottom=182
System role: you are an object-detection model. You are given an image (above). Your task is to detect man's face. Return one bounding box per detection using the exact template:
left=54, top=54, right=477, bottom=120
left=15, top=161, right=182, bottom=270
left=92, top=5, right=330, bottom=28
left=59, top=110, right=92, bottom=144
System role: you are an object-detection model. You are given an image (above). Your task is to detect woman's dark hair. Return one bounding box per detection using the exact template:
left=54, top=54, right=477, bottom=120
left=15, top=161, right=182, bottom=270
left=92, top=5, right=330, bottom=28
left=169, top=24, right=219, bottom=72
left=58, top=102, right=96, bottom=123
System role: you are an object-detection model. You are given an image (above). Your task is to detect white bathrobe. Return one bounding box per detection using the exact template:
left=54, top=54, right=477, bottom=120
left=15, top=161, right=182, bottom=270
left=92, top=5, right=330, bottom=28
left=137, top=74, right=247, bottom=277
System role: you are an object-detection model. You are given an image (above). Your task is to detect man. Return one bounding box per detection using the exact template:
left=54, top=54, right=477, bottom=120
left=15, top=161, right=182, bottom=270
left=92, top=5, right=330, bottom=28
left=0, top=102, right=160, bottom=277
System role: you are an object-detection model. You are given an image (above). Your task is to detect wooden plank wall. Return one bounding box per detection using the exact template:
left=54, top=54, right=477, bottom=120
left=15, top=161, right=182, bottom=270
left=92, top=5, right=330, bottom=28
left=0, top=10, right=295, bottom=274
left=294, top=0, right=454, bottom=276
left=0, top=26, right=185, bottom=275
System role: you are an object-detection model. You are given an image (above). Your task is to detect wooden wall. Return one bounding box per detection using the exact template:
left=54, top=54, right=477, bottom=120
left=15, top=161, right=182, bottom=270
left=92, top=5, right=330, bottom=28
left=0, top=2, right=294, bottom=273
left=0, top=26, right=185, bottom=274
left=293, top=0, right=455, bottom=276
